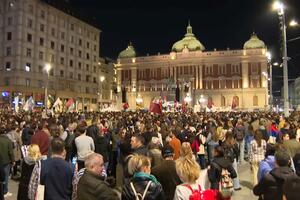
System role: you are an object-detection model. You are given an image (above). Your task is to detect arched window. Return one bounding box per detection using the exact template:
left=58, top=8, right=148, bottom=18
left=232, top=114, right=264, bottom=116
left=221, top=95, right=226, bottom=107
left=253, top=95, right=258, bottom=106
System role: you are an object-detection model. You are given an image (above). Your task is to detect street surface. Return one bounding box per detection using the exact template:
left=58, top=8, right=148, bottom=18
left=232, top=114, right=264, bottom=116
left=5, top=162, right=256, bottom=200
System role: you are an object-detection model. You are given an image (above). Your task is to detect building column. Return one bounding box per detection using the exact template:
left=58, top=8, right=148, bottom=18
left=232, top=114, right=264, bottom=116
left=199, top=65, right=203, bottom=89
left=242, top=62, right=249, bottom=88
left=196, top=66, right=199, bottom=89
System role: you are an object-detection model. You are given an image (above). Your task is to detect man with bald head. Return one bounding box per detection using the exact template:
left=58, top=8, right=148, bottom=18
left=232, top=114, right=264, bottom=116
left=77, top=153, right=119, bottom=200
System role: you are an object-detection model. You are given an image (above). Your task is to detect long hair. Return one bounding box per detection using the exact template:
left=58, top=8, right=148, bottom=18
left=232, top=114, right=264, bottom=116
left=254, top=130, right=263, bottom=147
left=224, top=131, right=236, bottom=146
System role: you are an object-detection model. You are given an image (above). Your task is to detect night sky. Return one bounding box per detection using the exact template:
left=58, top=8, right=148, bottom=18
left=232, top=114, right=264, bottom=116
left=69, top=0, right=300, bottom=96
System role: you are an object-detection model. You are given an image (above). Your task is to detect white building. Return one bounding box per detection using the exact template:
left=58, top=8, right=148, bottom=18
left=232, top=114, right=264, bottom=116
left=0, top=0, right=113, bottom=111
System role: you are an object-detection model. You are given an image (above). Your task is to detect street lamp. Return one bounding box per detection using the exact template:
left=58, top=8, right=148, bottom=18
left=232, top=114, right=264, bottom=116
left=289, top=19, right=298, bottom=27
left=44, top=63, right=51, bottom=113
left=273, top=1, right=289, bottom=117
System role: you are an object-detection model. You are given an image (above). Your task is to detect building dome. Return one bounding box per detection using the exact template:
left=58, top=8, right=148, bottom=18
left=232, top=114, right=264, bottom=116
left=118, top=43, right=136, bottom=58
left=172, top=22, right=205, bottom=52
left=243, top=33, right=266, bottom=49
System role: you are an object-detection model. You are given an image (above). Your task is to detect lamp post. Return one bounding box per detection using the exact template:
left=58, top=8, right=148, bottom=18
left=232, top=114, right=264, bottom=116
left=99, top=76, right=105, bottom=110
left=266, top=52, right=273, bottom=108
left=45, top=63, right=51, bottom=113
left=273, top=1, right=289, bottom=117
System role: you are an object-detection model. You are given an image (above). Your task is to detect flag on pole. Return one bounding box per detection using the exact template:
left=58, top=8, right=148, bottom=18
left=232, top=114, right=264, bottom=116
left=66, top=98, right=75, bottom=112
left=52, top=98, right=62, bottom=108
left=23, top=96, right=35, bottom=111
left=231, top=96, right=238, bottom=110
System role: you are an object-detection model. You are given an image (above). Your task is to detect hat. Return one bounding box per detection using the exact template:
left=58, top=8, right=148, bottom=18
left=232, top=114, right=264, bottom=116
left=162, top=145, right=174, bottom=158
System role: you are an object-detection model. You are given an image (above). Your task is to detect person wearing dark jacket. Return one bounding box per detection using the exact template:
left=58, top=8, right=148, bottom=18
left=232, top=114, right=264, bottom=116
left=77, top=153, right=119, bottom=200
left=95, top=131, right=111, bottom=171
left=17, top=144, right=41, bottom=200
left=131, top=134, right=147, bottom=156
left=253, top=149, right=295, bottom=200
left=151, top=145, right=181, bottom=200
left=122, top=154, right=166, bottom=200
left=0, top=154, right=5, bottom=200
left=208, top=146, right=237, bottom=190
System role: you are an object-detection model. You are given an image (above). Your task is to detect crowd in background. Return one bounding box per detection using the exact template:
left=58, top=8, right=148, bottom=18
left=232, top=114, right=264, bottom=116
left=0, top=110, right=300, bottom=200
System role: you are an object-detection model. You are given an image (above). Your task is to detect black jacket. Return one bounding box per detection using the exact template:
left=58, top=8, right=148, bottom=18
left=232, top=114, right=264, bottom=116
left=151, top=160, right=181, bottom=200
left=253, top=166, right=294, bottom=200
left=77, top=170, right=119, bottom=200
left=208, top=156, right=237, bottom=189
left=95, top=135, right=110, bottom=163
left=122, top=175, right=166, bottom=200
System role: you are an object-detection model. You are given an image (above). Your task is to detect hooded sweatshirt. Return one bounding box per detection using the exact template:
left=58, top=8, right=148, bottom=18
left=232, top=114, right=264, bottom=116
left=253, top=166, right=294, bottom=200
left=258, top=155, right=275, bottom=181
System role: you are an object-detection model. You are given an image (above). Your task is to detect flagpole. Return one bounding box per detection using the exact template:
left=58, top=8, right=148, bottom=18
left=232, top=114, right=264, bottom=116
left=45, top=64, right=51, bottom=114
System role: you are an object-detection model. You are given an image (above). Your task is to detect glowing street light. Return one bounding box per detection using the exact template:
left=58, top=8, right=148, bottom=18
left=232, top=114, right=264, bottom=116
left=289, top=19, right=298, bottom=27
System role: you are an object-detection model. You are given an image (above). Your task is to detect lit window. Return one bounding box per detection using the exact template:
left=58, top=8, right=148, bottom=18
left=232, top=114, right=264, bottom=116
left=6, top=47, right=11, bottom=56
left=5, top=62, right=11, bottom=71
left=25, top=63, right=31, bottom=72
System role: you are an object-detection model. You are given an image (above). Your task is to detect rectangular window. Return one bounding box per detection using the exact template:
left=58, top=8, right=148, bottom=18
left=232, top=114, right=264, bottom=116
left=38, top=65, right=42, bottom=73
left=69, top=72, right=73, bottom=79
left=40, top=10, right=45, bottom=19
left=93, top=66, right=96, bottom=73
left=94, top=45, right=97, bottom=51
left=6, top=47, right=11, bottom=56
left=78, top=50, right=82, bottom=57
left=27, top=33, right=32, bottom=42
left=51, top=28, right=55, bottom=37
left=25, top=63, right=31, bottom=72
left=50, top=54, right=54, bottom=63
left=86, top=42, right=90, bottom=48
left=26, top=79, right=30, bottom=87
left=78, top=62, right=82, bottom=69
left=5, top=77, right=10, bottom=86
left=79, top=39, right=82, bottom=46
left=86, top=64, right=89, bottom=71
left=86, top=75, right=90, bottom=82
left=93, top=77, right=97, bottom=83
left=70, top=23, right=74, bottom=31
left=5, top=62, right=11, bottom=71
left=40, top=24, right=45, bottom=32
left=60, top=70, right=64, bottom=77
left=60, top=57, right=64, bottom=64
left=39, top=37, right=44, bottom=46
left=7, top=17, right=13, bottom=25
left=70, top=48, right=74, bottom=55
left=50, top=41, right=55, bottom=49
left=26, top=48, right=32, bottom=57
left=60, top=44, right=64, bottom=52
left=69, top=60, right=73, bottom=67
left=61, top=32, right=65, bottom=39
left=86, top=53, right=89, bottom=60
left=27, top=18, right=33, bottom=28
left=7, top=32, right=12, bottom=40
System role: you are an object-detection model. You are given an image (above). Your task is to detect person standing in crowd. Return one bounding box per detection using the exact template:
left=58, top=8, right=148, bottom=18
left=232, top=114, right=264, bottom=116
left=130, top=134, right=147, bottom=156
left=122, top=154, right=165, bottom=200
left=77, top=153, right=119, bottom=200
left=17, top=144, right=41, bottom=200
left=222, top=131, right=241, bottom=191
left=31, top=121, right=50, bottom=156
left=249, top=130, right=267, bottom=186
left=208, top=146, right=237, bottom=190
left=282, top=174, right=300, bottom=200
left=191, top=127, right=206, bottom=169
left=0, top=154, right=5, bottom=200
left=151, top=145, right=181, bottom=200
left=28, top=138, right=73, bottom=200
left=147, top=137, right=163, bottom=168
left=0, top=125, right=14, bottom=198
left=61, top=121, right=77, bottom=162
left=75, top=123, right=95, bottom=170
left=245, top=124, right=254, bottom=161
left=234, top=119, right=246, bottom=164
left=283, top=130, right=300, bottom=158
left=257, top=143, right=276, bottom=182
left=95, top=128, right=111, bottom=171
left=168, top=129, right=181, bottom=160
left=6, top=122, right=22, bottom=179
left=253, top=150, right=294, bottom=200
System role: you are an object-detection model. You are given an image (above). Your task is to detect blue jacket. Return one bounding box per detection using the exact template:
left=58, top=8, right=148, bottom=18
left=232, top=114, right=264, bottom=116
left=258, top=155, right=275, bottom=181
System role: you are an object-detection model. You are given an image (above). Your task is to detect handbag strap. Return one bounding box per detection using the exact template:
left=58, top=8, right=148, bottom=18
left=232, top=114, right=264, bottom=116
left=130, top=181, right=152, bottom=200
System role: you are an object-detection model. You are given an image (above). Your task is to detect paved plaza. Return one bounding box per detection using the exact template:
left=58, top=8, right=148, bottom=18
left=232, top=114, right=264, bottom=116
left=5, top=162, right=256, bottom=200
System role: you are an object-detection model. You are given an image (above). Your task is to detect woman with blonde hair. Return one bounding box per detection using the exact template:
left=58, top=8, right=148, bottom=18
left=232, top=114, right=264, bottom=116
left=17, top=144, right=42, bottom=200
left=174, top=156, right=211, bottom=199
left=122, top=154, right=165, bottom=200
left=180, top=142, right=194, bottom=160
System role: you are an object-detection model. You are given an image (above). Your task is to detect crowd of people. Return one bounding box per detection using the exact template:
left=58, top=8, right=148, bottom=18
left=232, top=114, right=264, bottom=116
left=0, top=109, right=300, bottom=200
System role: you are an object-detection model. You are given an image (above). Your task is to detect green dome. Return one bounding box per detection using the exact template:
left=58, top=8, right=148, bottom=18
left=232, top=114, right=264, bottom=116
left=172, top=23, right=205, bottom=52
left=243, top=33, right=265, bottom=49
left=118, top=43, right=136, bottom=58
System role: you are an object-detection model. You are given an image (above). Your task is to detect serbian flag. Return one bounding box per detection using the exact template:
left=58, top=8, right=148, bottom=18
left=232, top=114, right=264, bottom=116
left=123, top=102, right=129, bottom=110
left=150, top=99, right=162, bottom=115
left=66, top=98, right=74, bottom=107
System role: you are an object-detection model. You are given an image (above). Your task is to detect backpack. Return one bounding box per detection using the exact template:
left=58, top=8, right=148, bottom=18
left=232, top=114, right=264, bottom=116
left=223, top=145, right=235, bottom=163
left=130, top=181, right=152, bottom=200
left=183, top=184, right=217, bottom=200
left=219, top=168, right=234, bottom=199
